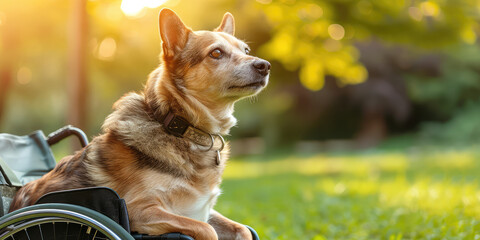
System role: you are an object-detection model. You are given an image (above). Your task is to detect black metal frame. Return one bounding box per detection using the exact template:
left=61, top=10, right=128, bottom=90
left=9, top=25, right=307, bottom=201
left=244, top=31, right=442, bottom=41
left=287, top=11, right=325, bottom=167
left=46, top=125, right=89, bottom=147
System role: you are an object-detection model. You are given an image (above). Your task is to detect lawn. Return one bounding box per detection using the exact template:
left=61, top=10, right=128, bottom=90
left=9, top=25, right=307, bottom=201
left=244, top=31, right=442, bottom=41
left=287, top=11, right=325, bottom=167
left=216, top=148, right=480, bottom=240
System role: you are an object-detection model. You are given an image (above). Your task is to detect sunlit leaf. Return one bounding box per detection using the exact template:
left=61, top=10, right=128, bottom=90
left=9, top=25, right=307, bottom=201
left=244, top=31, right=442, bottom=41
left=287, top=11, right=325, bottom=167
left=300, top=59, right=324, bottom=91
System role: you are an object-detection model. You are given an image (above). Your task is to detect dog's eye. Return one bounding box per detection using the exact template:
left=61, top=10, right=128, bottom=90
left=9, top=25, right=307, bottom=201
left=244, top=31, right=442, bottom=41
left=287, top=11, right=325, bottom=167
left=245, top=48, right=250, bottom=54
left=210, top=49, right=223, bottom=59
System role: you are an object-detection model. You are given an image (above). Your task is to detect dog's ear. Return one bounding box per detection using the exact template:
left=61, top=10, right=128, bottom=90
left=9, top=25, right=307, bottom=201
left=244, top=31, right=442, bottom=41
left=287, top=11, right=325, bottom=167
left=159, top=8, right=191, bottom=57
left=215, top=12, right=235, bottom=36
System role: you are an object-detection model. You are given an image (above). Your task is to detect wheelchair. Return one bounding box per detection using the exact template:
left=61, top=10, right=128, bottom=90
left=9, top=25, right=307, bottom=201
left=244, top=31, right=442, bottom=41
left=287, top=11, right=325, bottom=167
left=0, top=126, right=259, bottom=240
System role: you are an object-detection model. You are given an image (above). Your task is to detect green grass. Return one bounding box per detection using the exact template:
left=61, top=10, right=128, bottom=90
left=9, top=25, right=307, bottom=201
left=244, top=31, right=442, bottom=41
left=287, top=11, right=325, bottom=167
left=216, top=149, right=480, bottom=239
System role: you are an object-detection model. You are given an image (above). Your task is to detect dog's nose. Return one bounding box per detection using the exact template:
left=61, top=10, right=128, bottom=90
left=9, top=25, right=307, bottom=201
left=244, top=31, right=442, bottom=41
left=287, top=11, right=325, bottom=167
left=253, top=60, right=271, bottom=76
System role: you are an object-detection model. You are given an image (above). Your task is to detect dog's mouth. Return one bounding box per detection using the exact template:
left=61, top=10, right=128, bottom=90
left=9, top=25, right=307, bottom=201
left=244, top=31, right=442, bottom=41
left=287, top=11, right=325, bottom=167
left=228, top=80, right=266, bottom=90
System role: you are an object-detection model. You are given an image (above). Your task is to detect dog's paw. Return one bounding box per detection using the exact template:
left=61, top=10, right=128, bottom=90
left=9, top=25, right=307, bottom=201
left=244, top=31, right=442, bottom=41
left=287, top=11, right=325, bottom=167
left=234, top=225, right=253, bottom=240
left=194, top=223, right=219, bottom=240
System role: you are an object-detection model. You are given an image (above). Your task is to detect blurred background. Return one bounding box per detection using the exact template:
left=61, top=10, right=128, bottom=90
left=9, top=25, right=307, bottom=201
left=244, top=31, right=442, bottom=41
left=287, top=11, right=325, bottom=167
left=1, top=0, right=480, bottom=152
left=1, top=0, right=480, bottom=239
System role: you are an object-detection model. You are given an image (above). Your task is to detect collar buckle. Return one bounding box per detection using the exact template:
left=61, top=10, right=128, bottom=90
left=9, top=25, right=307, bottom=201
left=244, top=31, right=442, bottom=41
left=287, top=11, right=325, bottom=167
left=163, top=112, right=189, bottom=137
left=162, top=112, right=225, bottom=152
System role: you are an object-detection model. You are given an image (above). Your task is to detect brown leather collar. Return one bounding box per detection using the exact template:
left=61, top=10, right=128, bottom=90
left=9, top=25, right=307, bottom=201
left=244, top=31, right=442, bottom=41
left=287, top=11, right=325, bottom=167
left=145, top=100, right=225, bottom=165
left=159, top=111, right=225, bottom=155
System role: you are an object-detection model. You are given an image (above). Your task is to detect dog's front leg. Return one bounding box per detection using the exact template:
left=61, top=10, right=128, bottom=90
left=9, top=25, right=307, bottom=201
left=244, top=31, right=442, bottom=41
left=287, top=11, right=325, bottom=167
left=129, top=205, right=218, bottom=240
left=208, top=209, right=253, bottom=240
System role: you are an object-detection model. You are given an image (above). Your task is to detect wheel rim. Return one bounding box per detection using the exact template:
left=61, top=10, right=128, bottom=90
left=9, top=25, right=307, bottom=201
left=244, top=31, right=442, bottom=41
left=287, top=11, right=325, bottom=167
left=0, top=209, right=123, bottom=240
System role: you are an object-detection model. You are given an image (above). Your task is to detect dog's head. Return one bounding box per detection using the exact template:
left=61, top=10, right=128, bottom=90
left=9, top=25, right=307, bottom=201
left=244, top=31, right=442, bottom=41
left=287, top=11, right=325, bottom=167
left=158, top=8, right=270, bottom=102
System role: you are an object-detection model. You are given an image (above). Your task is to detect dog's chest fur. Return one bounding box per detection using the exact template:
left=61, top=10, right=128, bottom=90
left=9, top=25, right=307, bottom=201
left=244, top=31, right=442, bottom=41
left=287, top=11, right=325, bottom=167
left=140, top=169, right=222, bottom=222
left=85, top=93, right=227, bottom=222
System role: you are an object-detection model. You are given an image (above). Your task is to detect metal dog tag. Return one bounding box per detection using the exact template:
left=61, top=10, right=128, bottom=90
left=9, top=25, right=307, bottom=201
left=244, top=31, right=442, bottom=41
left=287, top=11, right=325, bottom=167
left=215, top=150, right=221, bottom=165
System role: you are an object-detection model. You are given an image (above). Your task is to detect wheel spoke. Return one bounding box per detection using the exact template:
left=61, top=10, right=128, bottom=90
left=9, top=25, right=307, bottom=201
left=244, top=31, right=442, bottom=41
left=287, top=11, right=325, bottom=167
left=92, top=230, right=97, bottom=240
left=39, top=224, right=44, bottom=240
left=64, top=223, right=68, bottom=240
left=24, top=229, right=31, bottom=240
left=76, top=224, right=83, bottom=240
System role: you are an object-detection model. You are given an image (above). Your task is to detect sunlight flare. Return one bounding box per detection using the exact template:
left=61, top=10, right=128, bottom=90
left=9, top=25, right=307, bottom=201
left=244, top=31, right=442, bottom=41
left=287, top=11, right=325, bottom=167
left=97, top=37, right=117, bottom=60
left=17, top=67, right=32, bottom=85
left=120, top=0, right=168, bottom=17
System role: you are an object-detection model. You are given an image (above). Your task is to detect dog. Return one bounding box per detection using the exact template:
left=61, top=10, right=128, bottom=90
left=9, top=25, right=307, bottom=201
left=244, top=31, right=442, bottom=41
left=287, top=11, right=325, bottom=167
left=9, top=8, right=269, bottom=240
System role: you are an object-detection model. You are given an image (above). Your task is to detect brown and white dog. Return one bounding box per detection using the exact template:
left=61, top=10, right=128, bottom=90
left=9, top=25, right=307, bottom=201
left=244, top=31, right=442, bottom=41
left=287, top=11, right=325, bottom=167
left=9, top=8, right=269, bottom=240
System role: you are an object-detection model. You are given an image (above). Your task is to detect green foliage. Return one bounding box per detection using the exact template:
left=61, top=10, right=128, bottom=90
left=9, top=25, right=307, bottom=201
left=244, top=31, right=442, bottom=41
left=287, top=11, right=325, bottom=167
left=404, top=43, right=480, bottom=146
left=258, top=0, right=480, bottom=90
left=406, top=44, right=480, bottom=118
left=218, top=149, right=480, bottom=239
left=418, top=100, right=480, bottom=146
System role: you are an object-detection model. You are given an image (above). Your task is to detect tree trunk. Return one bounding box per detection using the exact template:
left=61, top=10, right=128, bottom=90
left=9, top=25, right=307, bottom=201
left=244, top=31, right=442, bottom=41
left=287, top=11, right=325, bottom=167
left=355, top=110, right=387, bottom=149
left=0, top=13, right=16, bottom=128
left=0, top=69, right=12, bottom=127
left=68, top=0, right=88, bottom=150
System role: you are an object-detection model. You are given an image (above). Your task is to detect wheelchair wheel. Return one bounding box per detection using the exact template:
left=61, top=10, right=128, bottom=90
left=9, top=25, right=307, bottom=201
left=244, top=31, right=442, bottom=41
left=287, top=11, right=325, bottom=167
left=0, top=203, right=134, bottom=240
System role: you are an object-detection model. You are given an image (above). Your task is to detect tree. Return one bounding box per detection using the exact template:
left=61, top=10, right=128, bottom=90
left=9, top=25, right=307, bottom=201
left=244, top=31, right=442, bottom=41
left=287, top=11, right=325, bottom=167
left=0, top=4, right=17, bottom=127
left=68, top=0, right=88, bottom=138
left=251, top=0, right=480, bottom=148
left=258, top=0, right=479, bottom=91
